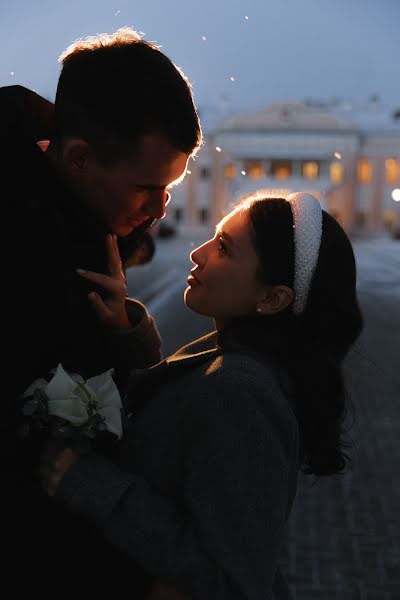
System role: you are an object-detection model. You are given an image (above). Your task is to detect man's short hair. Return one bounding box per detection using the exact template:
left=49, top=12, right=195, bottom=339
left=54, top=27, right=202, bottom=162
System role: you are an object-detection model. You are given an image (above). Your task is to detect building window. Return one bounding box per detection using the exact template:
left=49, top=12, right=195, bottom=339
left=383, top=210, right=396, bottom=231
left=271, top=160, right=292, bottom=179
left=385, top=158, right=399, bottom=185
left=357, top=159, right=372, bottom=185
left=198, top=208, right=209, bottom=223
left=224, top=163, right=236, bottom=179
left=330, top=162, right=344, bottom=185
left=243, top=160, right=265, bottom=179
left=355, top=211, right=367, bottom=226
left=174, top=207, right=184, bottom=222
left=200, top=167, right=211, bottom=179
left=301, top=161, right=320, bottom=179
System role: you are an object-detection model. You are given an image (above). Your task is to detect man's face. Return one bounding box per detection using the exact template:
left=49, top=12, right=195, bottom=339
left=77, top=132, right=189, bottom=237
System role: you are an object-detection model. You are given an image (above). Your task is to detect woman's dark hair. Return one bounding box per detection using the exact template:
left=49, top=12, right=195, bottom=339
left=222, top=195, right=363, bottom=477
left=54, top=28, right=202, bottom=162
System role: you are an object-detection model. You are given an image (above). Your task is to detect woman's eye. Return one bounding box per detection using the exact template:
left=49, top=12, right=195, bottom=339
left=218, top=236, right=227, bottom=254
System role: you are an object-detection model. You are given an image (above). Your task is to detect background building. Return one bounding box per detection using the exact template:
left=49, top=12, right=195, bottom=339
left=171, top=99, right=400, bottom=237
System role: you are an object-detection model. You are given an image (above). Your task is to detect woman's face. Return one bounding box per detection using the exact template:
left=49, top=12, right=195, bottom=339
left=185, top=208, right=267, bottom=327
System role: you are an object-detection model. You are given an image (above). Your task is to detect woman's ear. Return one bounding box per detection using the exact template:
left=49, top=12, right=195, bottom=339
left=257, top=285, right=294, bottom=316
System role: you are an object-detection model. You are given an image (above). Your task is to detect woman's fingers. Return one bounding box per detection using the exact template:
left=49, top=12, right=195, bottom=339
left=77, top=269, right=127, bottom=296
left=107, top=233, right=124, bottom=278
left=88, top=291, right=113, bottom=323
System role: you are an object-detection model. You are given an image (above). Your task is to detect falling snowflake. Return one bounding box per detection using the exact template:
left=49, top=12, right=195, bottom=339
left=187, top=170, right=192, bottom=174
left=202, top=36, right=207, bottom=41
left=114, top=9, right=120, bottom=16
left=230, top=76, right=235, bottom=82
left=334, top=152, right=342, bottom=160
left=241, top=170, right=246, bottom=175
left=10, top=71, right=14, bottom=76
left=216, top=146, right=222, bottom=152
left=245, top=15, right=249, bottom=20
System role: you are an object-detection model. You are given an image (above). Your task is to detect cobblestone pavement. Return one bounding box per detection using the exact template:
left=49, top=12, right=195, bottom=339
left=279, top=236, right=400, bottom=599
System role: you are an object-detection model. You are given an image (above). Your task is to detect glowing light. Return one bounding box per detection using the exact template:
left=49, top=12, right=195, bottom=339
left=216, top=146, right=222, bottom=152
left=230, top=76, right=235, bottom=82
left=241, top=170, right=246, bottom=176
left=392, top=189, right=400, bottom=202
left=202, top=36, right=207, bottom=41
left=334, top=152, right=342, bottom=160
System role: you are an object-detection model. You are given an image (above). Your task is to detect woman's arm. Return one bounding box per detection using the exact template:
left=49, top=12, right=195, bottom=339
left=43, top=374, right=297, bottom=600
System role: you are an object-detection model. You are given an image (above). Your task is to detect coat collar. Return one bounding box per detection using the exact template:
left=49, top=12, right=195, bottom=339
left=164, top=331, right=221, bottom=368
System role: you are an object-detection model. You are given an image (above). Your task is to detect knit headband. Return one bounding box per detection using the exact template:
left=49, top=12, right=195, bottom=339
left=286, top=192, right=323, bottom=315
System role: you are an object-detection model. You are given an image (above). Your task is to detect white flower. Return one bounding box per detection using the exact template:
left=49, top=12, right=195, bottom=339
left=22, top=364, right=123, bottom=439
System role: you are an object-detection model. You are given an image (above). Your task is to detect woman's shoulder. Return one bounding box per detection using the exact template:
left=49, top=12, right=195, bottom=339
left=193, top=350, right=297, bottom=423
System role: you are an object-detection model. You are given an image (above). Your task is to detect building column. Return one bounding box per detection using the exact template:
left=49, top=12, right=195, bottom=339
left=370, top=156, right=385, bottom=234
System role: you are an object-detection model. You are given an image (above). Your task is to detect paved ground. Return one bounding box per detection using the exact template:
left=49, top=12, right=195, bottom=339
left=280, top=236, right=400, bottom=599
left=127, top=233, right=400, bottom=599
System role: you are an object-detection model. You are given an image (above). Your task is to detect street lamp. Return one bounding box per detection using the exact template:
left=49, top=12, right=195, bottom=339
left=392, top=189, right=400, bottom=238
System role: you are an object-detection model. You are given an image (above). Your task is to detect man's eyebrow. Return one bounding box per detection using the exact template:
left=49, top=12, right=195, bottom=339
left=215, top=226, right=237, bottom=249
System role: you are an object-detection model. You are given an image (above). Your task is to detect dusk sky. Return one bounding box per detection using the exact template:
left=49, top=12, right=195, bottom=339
left=1, top=0, right=398, bottom=127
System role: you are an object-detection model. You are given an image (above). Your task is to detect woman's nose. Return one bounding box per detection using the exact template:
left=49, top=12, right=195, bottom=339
left=190, top=242, right=206, bottom=265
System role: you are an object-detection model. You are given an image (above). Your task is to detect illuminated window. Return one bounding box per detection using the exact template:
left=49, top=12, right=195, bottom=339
left=301, top=161, right=320, bottom=179
left=385, top=159, right=399, bottom=185
left=358, top=159, right=372, bottom=185
left=383, top=210, right=396, bottom=231
left=271, top=160, right=292, bottom=179
left=243, top=160, right=265, bottom=179
left=330, top=162, right=344, bottom=185
left=224, top=163, right=236, bottom=179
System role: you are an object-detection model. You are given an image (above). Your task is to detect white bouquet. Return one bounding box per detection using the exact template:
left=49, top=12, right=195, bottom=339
left=20, top=364, right=123, bottom=453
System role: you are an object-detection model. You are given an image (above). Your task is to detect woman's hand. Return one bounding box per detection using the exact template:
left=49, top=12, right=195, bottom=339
left=77, top=234, right=131, bottom=330
left=40, top=441, right=78, bottom=496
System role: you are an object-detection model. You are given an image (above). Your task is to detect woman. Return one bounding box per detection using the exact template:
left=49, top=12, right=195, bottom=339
left=41, top=192, right=363, bottom=599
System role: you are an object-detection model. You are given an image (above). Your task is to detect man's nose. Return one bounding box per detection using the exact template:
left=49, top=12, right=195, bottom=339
left=145, top=190, right=171, bottom=220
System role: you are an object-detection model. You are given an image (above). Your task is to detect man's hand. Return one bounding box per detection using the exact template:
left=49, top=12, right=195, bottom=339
left=40, top=441, right=77, bottom=496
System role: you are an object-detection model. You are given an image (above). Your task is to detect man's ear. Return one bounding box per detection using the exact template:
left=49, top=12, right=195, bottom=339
left=62, top=139, right=91, bottom=176
left=257, top=285, right=294, bottom=316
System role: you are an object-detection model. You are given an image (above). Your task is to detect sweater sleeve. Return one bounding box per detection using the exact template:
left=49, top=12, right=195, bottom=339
left=108, top=298, right=163, bottom=371
left=55, top=375, right=298, bottom=600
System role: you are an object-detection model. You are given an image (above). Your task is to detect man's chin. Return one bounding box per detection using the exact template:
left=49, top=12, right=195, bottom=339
left=113, top=224, right=136, bottom=238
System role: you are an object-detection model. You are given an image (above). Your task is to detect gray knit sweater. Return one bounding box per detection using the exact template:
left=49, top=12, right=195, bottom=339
left=56, top=331, right=299, bottom=599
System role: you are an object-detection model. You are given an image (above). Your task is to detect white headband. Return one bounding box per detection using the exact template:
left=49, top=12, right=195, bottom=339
left=286, top=192, right=323, bottom=315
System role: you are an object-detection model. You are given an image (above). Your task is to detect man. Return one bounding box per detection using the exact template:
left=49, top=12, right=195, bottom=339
left=1, top=27, right=201, bottom=594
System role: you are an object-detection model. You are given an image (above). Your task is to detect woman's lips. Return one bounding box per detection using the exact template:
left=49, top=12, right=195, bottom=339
left=187, top=270, right=202, bottom=286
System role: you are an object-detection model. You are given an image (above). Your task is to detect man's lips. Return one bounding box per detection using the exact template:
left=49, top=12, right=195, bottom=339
left=127, top=217, right=147, bottom=227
